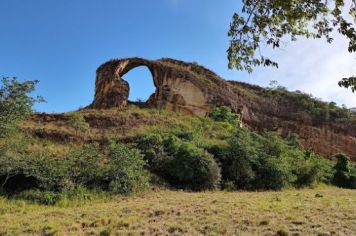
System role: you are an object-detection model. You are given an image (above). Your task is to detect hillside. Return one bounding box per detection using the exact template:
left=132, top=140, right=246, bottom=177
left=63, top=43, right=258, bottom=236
left=21, top=107, right=236, bottom=151
left=2, top=58, right=356, bottom=236
left=28, top=57, right=356, bottom=160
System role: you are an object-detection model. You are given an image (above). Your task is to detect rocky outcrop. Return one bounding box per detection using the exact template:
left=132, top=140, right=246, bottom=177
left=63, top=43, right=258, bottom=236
left=90, top=57, right=356, bottom=160
left=90, top=58, right=241, bottom=116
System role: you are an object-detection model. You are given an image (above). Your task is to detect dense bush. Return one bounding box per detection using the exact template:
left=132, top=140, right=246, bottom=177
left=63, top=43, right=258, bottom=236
left=333, top=154, right=356, bottom=189
left=163, top=140, right=221, bottom=190
left=106, top=141, right=149, bottom=194
left=138, top=128, right=336, bottom=191
left=0, top=139, right=149, bottom=202
left=264, top=87, right=355, bottom=123
left=137, top=134, right=221, bottom=190
left=207, top=129, right=333, bottom=190
left=211, top=106, right=241, bottom=126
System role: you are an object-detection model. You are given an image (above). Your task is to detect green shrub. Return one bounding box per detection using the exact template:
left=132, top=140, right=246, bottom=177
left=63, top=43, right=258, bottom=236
left=15, top=186, right=100, bottom=206
left=16, top=190, right=60, bottom=205
left=136, top=133, right=169, bottom=172
left=333, top=154, right=356, bottom=189
left=163, top=142, right=221, bottom=190
left=137, top=134, right=221, bottom=190
left=67, top=144, right=106, bottom=188
left=0, top=150, right=69, bottom=193
left=211, top=106, right=241, bottom=126
left=107, top=141, right=149, bottom=194
left=293, top=152, right=333, bottom=187
left=0, top=140, right=150, bottom=200
left=208, top=129, right=332, bottom=190
left=66, top=112, right=90, bottom=136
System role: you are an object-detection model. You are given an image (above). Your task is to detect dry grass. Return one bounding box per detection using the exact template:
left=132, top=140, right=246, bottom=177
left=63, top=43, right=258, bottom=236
left=21, top=106, right=236, bottom=147
left=0, top=186, right=355, bottom=235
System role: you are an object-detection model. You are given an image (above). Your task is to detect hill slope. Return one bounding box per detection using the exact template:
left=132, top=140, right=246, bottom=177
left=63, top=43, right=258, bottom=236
left=30, top=57, right=356, bottom=159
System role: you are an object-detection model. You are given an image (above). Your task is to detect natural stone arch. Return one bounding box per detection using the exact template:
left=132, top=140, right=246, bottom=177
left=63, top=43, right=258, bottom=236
left=90, top=57, right=241, bottom=116
left=120, top=65, right=157, bottom=105
left=91, top=58, right=158, bottom=109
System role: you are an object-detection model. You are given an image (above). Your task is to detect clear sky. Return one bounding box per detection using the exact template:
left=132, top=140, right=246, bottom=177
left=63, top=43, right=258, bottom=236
left=1, top=0, right=355, bottom=112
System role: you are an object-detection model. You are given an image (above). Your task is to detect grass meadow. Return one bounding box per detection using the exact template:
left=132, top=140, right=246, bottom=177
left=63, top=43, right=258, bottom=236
left=0, top=186, right=355, bottom=235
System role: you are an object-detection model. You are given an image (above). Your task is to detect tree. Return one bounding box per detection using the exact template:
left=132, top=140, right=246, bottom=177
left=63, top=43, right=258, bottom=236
left=0, top=77, right=44, bottom=138
left=228, top=0, right=356, bottom=92
left=211, top=106, right=241, bottom=126
left=67, top=113, right=90, bottom=136
left=332, top=153, right=355, bottom=188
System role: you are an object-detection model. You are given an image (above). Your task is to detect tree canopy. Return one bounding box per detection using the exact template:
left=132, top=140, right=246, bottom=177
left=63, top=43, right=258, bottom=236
left=228, top=0, right=356, bottom=92
left=0, top=77, right=43, bottom=138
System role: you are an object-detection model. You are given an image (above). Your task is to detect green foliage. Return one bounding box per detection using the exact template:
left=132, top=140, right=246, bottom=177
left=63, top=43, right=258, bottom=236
left=67, top=112, right=90, bottom=136
left=164, top=140, right=221, bottom=191
left=211, top=106, right=241, bottom=126
left=15, top=186, right=101, bottom=206
left=106, top=141, right=149, bottom=194
left=0, top=77, right=44, bottom=138
left=339, top=76, right=356, bottom=92
left=333, top=154, right=356, bottom=189
left=67, top=144, right=106, bottom=188
left=0, top=139, right=149, bottom=202
left=228, top=0, right=356, bottom=91
left=208, top=129, right=332, bottom=190
left=16, top=190, right=60, bottom=205
left=137, top=134, right=221, bottom=190
left=263, top=86, right=354, bottom=123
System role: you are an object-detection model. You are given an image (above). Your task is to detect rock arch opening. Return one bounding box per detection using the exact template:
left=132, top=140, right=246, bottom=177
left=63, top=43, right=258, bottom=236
left=121, top=65, right=156, bottom=107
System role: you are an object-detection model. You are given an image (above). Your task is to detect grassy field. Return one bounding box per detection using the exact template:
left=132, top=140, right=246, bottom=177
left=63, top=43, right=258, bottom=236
left=0, top=187, right=355, bottom=236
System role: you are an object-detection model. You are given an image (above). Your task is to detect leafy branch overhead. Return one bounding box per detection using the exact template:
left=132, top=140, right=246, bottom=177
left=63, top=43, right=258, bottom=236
left=228, top=0, right=356, bottom=92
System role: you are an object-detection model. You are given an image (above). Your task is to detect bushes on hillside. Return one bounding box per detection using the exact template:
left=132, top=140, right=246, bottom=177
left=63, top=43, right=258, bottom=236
left=211, top=106, right=241, bottom=126
left=333, top=154, right=356, bottom=189
left=137, top=128, right=343, bottom=191
left=207, top=129, right=333, bottom=190
left=106, top=142, right=149, bottom=194
left=264, top=86, right=355, bottom=123
left=0, top=139, right=149, bottom=203
left=137, top=134, right=221, bottom=190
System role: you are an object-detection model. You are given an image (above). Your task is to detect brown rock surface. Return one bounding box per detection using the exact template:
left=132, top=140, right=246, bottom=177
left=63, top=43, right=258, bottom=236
left=90, top=57, right=356, bottom=160
left=90, top=58, right=240, bottom=116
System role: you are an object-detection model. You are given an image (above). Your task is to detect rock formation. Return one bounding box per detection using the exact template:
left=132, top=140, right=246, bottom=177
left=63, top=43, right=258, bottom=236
left=90, top=57, right=356, bottom=160
left=90, top=58, right=242, bottom=116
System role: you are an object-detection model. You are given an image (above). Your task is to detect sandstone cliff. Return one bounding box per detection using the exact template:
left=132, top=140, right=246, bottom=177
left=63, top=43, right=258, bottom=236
left=90, top=57, right=356, bottom=160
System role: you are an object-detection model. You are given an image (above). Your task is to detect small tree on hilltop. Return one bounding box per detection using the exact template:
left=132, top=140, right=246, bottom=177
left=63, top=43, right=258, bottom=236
left=211, top=106, right=241, bottom=126
left=67, top=113, right=90, bottom=136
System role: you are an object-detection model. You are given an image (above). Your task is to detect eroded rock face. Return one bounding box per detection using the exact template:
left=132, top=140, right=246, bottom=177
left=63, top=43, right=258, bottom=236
left=91, top=57, right=356, bottom=160
left=90, top=58, right=240, bottom=116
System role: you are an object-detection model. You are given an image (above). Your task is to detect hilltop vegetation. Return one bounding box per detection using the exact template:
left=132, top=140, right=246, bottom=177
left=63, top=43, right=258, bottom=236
left=229, top=80, right=356, bottom=124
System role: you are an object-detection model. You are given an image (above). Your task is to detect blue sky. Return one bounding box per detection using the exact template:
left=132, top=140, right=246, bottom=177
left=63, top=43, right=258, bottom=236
left=0, top=0, right=355, bottom=112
